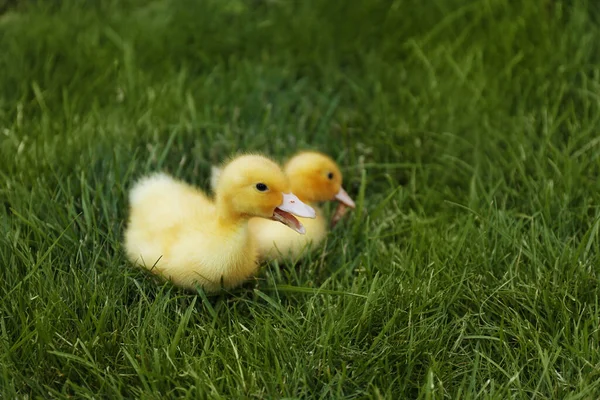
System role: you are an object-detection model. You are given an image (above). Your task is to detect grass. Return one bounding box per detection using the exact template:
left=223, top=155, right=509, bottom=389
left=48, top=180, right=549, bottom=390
left=1, top=0, right=600, bottom=397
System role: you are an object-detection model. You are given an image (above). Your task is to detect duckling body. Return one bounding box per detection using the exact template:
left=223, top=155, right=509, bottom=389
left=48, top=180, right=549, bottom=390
left=124, top=173, right=257, bottom=290
left=124, top=155, right=315, bottom=291
left=248, top=205, right=327, bottom=261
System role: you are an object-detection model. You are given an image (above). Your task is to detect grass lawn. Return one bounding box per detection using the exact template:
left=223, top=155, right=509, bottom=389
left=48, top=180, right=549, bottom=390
left=2, top=0, right=600, bottom=397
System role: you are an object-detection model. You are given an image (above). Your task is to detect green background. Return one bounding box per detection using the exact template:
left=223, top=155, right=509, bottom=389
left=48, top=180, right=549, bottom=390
left=1, top=0, right=600, bottom=397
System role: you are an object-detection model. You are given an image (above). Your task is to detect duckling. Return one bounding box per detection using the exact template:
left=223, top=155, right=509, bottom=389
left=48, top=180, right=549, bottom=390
left=124, top=155, right=316, bottom=292
left=211, top=151, right=355, bottom=261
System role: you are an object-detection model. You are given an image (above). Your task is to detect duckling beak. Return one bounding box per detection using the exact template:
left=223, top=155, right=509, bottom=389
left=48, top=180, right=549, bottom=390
left=272, top=193, right=316, bottom=235
left=334, top=187, right=356, bottom=208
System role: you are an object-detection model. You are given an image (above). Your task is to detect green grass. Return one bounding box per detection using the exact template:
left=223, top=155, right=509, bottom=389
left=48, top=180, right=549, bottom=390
left=1, top=0, right=600, bottom=397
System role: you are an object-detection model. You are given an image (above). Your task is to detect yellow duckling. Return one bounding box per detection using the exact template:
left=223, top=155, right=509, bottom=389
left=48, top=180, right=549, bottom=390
left=211, top=151, right=355, bottom=261
left=124, top=155, right=316, bottom=292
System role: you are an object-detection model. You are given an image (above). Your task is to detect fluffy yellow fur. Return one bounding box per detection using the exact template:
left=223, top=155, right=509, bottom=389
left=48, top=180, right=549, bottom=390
left=248, top=207, right=327, bottom=262
left=124, top=155, right=296, bottom=292
left=248, top=151, right=348, bottom=261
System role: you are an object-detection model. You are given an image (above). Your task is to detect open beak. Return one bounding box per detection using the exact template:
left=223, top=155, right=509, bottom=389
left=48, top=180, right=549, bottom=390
left=334, top=187, right=356, bottom=208
left=272, top=193, right=316, bottom=235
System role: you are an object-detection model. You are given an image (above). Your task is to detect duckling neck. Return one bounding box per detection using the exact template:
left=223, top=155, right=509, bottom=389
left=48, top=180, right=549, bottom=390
left=215, top=199, right=248, bottom=228
left=289, top=190, right=312, bottom=205
left=289, top=183, right=321, bottom=205
left=295, top=194, right=319, bottom=207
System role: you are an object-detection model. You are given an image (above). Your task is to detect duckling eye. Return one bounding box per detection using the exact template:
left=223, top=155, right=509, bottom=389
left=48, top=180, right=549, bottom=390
left=255, top=183, right=268, bottom=192
left=327, top=172, right=334, bottom=180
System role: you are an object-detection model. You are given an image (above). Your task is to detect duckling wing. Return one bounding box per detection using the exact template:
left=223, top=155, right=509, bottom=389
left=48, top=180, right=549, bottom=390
left=125, top=173, right=214, bottom=265
left=130, top=173, right=212, bottom=219
left=209, top=165, right=222, bottom=194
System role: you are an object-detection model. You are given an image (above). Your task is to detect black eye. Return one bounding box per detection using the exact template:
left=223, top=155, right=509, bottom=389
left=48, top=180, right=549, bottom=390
left=327, top=172, right=334, bottom=180
left=255, top=183, right=268, bottom=191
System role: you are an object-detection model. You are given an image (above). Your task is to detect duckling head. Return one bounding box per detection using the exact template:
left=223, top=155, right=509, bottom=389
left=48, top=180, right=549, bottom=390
left=284, top=151, right=356, bottom=208
left=216, top=154, right=316, bottom=234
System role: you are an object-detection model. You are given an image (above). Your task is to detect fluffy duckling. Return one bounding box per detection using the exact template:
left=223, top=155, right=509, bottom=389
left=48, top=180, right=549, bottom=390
left=211, top=151, right=355, bottom=261
left=124, top=155, right=316, bottom=292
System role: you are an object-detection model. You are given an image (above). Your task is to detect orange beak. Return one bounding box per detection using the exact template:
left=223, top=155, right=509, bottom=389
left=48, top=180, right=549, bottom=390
left=334, top=187, right=355, bottom=208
